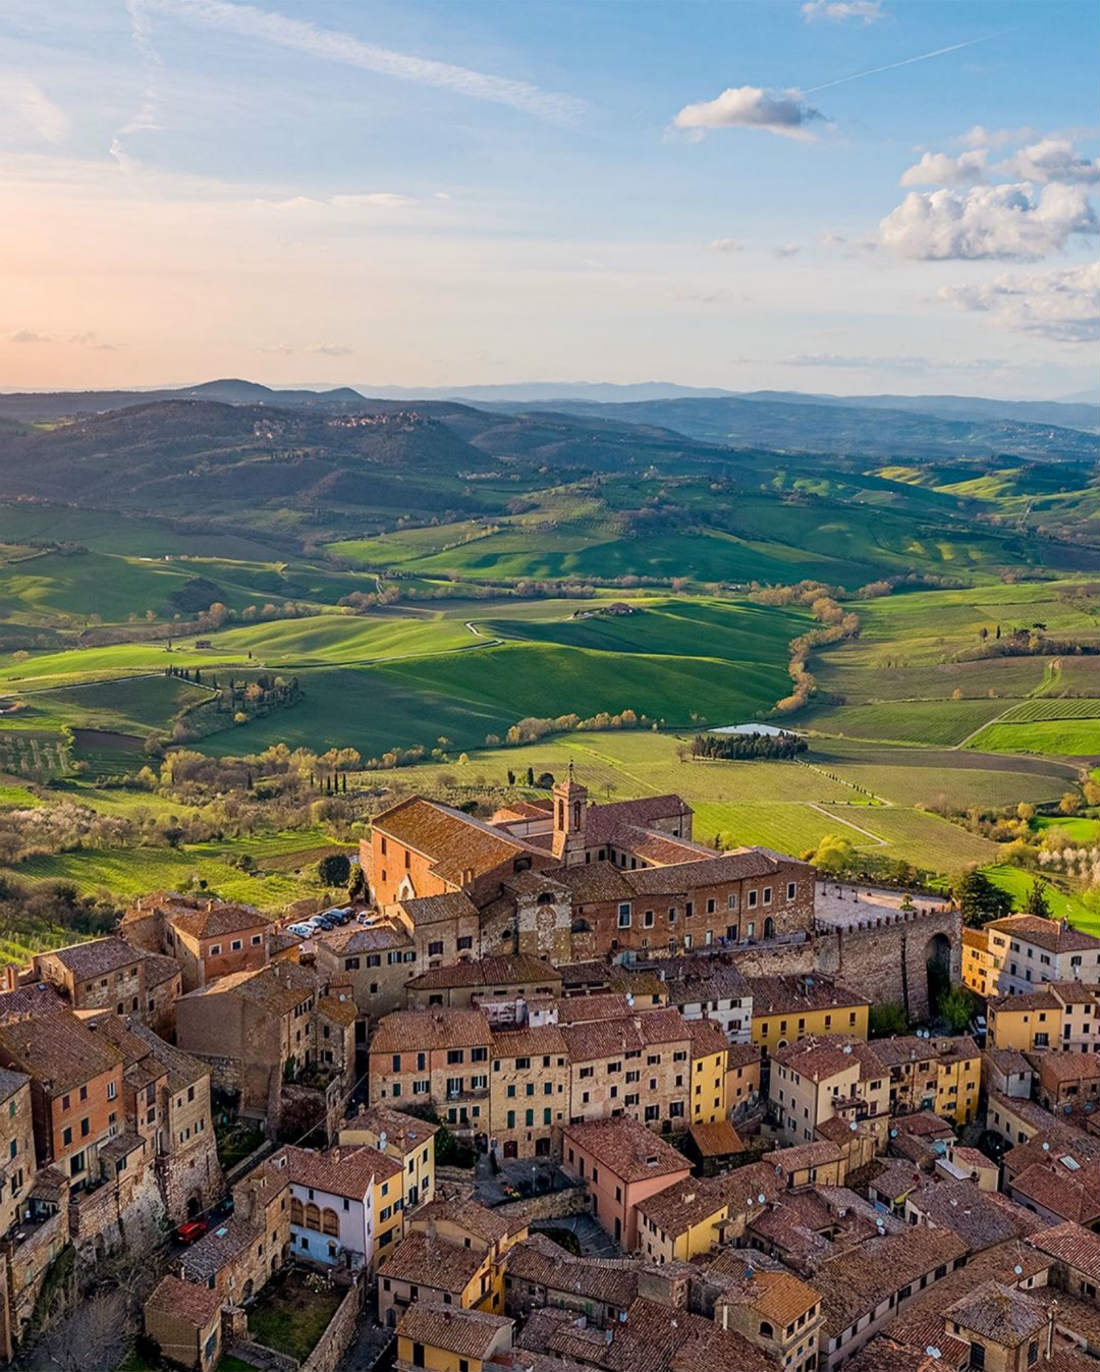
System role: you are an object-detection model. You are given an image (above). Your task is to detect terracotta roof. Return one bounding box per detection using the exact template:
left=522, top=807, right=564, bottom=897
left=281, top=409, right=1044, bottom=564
left=1010, top=1159, right=1100, bottom=1226
left=563, top=1117, right=690, bottom=1183
left=1048, top=980, right=1100, bottom=1005
left=634, top=1175, right=728, bottom=1236
left=40, top=936, right=146, bottom=979
left=179, top=1214, right=256, bottom=1280
left=988, top=990, right=1061, bottom=1012
left=660, top=956, right=750, bottom=1004
left=406, top=955, right=561, bottom=991
left=726, top=1042, right=763, bottom=1070
left=0, top=982, right=65, bottom=1023
left=1037, top=1051, right=1100, bottom=1083
left=616, top=826, right=716, bottom=866
left=817, top=1228, right=969, bottom=1338
left=378, top=1230, right=485, bottom=1292
left=687, top=1119, right=744, bottom=1157
left=1026, top=1220, right=1100, bottom=1283
left=372, top=796, right=543, bottom=887
left=770, top=1140, right=843, bottom=1175
left=986, top=914, right=1100, bottom=954
left=179, top=961, right=318, bottom=1016
left=146, top=1274, right=222, bottom=1328
left=397, top=891, right=480, bottom=927
left=395, top=1302, right=511, bottom=1359
left=275, top=1144, right=379, bottom=1200
left=748, top=973, right=869, bottom=1015
left=844, top=1335, right=964, bottom=1372
left=0, top=1009, right=121, bottom=1095
left=316, top=921, right=412, bottom=954
left=555, top=994, right=638, bottom=1025
left=583, top=795, right=691, bottom=847
left=683, top=1017, right=728, bottom=1057
left=85, top=1014, right=205, bottom=1093
left=165, top=900, right=267, bottom=939
left=142, top=952, right=182, bottom=988
left=503, top=1233, right=639, bottom=1310
left=772, top=1035, right=884, bottom=1083
left=412, top=1196, right=523, bottom=1245
left=370, top=1008, right=491, bottom=1055
left=0, top=1066, right=28, bottom=1103
left=962, top=926, right=989, bottom=950
left=491, top=1024, right=568, bottom=1059
left=341, top=1103, right=439, bottom=1153
left=709, top=1251, right=820, bottom=1326
left=912, top=1179, right=1044, bottom=1251
left=945, top=1281, right=1048, bottom=1344
left=982, top=1047, right=1032, bottom=1077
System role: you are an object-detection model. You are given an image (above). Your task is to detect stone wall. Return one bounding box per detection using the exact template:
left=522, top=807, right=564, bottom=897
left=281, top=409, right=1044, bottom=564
left=301, top=1278, right=363, bottom=1372
left=732, top=905, right=962, bottom=1021
left=496, top=1183, right=590, bottom=1224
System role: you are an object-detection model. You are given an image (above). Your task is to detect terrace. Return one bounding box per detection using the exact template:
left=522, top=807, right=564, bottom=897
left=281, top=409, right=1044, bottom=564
left=814, top=881, right=952, bottom=931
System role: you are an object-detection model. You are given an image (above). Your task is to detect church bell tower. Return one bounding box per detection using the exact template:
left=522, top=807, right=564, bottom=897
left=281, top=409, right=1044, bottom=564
left=551, top=763, right=588, bottom=865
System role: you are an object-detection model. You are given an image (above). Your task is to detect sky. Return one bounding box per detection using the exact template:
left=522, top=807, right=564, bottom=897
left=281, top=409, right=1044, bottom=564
left=0, top=0, right=1097, bottom=397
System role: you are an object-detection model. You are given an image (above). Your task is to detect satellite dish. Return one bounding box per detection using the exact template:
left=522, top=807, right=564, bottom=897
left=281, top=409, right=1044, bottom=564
left=1014, top=1265, right=1023, bottom=1275
left=757, top=1193, right=766, bottom=1204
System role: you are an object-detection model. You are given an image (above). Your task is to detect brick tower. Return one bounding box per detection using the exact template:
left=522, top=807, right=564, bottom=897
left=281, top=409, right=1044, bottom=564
left=551, top=763, right=588, bottom=865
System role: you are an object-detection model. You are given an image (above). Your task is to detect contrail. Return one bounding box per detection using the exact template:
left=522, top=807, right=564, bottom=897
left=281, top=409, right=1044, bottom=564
left=147, top=0, right=586, bottom=123
left=111, top=0, right=163, bottom=170
left=804, top=36, right=992, bottom=95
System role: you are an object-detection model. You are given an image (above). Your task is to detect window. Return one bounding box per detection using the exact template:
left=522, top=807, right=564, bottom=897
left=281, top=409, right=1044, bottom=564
left=727, top=893, right=738, bottom=911
left=748, top=890, right=758, bottom=908
left=643, top=910, right=654, bottom=928
left=209, top=944, right=221, bottom=956
left=447, top=1049, right=464, bottom=1065
left=428, top=941, right=444, bottom=957
left=457, top=936, right=473, bottom=951
left=617, top=904, right=631, bottom=928
left=392, top=1054, right=402, bottom=1073
left=763, top=887, right=772, bottom=905
left=107, top=1081, right=117, bottom=1101
left=787, top=882, right=797, bottom=901
left=231, top=940, right=242, bottom=952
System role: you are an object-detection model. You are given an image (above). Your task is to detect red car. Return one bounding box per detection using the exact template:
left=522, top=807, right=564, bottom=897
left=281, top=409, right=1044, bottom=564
left=176, top=1219, right=207, bottom=1245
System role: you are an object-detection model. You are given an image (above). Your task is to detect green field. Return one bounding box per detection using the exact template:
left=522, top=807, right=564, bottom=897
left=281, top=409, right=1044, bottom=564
left=997, top=697, right=1100, bottom=723
left=967, top=718, right=1100, bottom=757
left=12, top=827, right=347, bottom=912
left=801, top=698, right=1007, bottom=747
left=985, top=864, right=1099, bottom=936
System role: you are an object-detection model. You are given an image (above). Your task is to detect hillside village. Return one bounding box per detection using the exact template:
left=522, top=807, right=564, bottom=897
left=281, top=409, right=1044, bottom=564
left=0, top=772, right=1093, bottom=1372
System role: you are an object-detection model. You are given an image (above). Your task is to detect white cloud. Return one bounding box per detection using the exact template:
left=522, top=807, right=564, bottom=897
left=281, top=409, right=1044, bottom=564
left=9, top=329, right=51, bottom=343
left=708, top=238, right=742, bottom=252
left=257, top=191, right=419, bottom=211
left=1, top=75, right=68, bottom=144
left=306, top=342, right=353, bottom=356
left=998, top=137, right=1100, bottom=185
left=880, top=182, right=1098, bottom=260
left=148, top=0, right=584, bottom=122
left=940, top=261, right=1100, bottom=342
left=958, top=124, right=1036, bottom=150
left=673, top=86, right=825, bottom=140
left=899, top=149, right=987, bottom=187
left=773, top=243, right=801, bottom=258
left=801, top=0, right=883, bottom=23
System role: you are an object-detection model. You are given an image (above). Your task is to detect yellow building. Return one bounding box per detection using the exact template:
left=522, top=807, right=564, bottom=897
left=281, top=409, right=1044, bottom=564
left=931, top=1035, right=982, bottom=1126
left=686, top=1018, right=730, bottom=1125
left=961, top=926, right=993, bottom=997
left=635, top=1176, right=729, bottom=1263
left=987, top=991, right=1063, bottom=1053
left=395, top=1302, right=513, bottom=1372
left=747, top=974, right=870, bottom=1055
left=340, top=1104, right=439, bottom=1209
left=769, top=1037, right=889, bottom=1145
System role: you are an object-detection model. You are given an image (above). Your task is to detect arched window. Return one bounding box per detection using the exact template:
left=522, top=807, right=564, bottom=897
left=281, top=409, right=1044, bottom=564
left=571, top=918, right=590, bottom=934
left=759, top=1322, right=773, bottom=1339
left=305, top=1202, right=321, bottom=1231
left=536, top=892, right=554, bottom=906
left=290, top=1198, right=304, bottom=1226
left=763, top=917, right=775, bottom=940
left=557, top=799, right=565, bottom=827
left=322, top=1208, right=339, bottom=1236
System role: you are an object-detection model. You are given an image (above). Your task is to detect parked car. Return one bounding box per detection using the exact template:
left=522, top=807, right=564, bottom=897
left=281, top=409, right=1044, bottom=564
left=176, top=1219, right=207, bottom=1245
left=286, top=923, right=314, bottom=939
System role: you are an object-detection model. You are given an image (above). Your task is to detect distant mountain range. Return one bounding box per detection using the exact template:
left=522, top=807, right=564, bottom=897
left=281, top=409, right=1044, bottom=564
left=0, top=377, right=1095, bottom=433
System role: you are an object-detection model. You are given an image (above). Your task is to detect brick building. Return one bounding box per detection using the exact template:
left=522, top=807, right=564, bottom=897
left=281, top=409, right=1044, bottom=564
left=769, top=1036, right=889, bottom=1146
left=121, top=891, right=273, bottom=991
left=178, top=1159, right=290, bottom=1303
left=80, top=1012, right=222, bottom=1223
left=0, top=1010, right=125, bottom=1187
left=562, top=1116, right=691, bottom=1249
